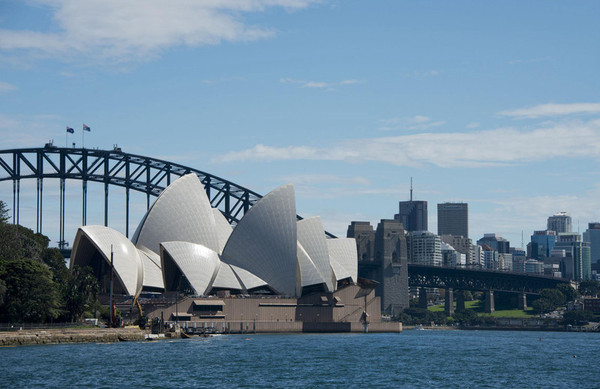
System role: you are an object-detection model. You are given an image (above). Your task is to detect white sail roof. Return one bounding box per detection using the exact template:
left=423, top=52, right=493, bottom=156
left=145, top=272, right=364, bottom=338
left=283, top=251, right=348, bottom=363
left=297, top=217, right=334, bottom=292
left=229, top=264, right=269, bottom=291
left=71, top=225, right=143, bottom=297
left=160, top=241, right=220, bottom=296
left=221, top=184, right=298, bottom=296
left=210, top=262, right=242, bottom=291
left=327, top=238, right=358, bottom=283
left=297, top=242, right=327, bottom=291
left=139, top=250, right=165, bottom=291
left=212, top=208, right=233, bottom=254
left=132, top=174, right=221, bottom=255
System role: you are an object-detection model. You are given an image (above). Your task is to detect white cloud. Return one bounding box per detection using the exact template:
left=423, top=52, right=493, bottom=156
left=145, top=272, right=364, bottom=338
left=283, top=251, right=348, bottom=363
left=379, top=115, right=445, bottom=131
left=466, top=122, right=480, bottom=129
left=280, top=78, right=361, bottom=89
left=213, top=118, right=600, bottom=168
left=0, top=81, right=17, bottom=92
left=0, top=0, right=318, bottom=63
left=499, top=103, right=600, bottom=119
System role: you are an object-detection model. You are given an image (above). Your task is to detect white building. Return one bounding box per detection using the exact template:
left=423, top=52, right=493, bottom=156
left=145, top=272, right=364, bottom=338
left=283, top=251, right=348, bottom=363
left=408, top=231, right=442, bottom=266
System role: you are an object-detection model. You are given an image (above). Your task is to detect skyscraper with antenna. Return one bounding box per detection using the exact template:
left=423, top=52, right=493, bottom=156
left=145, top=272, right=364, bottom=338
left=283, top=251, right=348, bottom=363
left=394, top=177, right=428, bottom=232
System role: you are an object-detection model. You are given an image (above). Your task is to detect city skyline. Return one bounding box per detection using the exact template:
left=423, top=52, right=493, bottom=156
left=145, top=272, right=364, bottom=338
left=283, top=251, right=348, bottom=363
left=0, top=1, right=599, bottom=247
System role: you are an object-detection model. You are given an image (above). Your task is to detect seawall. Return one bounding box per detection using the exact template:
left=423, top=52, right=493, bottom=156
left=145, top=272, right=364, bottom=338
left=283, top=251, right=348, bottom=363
left=0, top=328, right=147, bottom=347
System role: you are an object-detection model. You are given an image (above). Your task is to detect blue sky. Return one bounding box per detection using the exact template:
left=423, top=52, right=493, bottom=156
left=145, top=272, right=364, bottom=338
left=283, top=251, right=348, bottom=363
left=1, top=0, right=599, bottom=248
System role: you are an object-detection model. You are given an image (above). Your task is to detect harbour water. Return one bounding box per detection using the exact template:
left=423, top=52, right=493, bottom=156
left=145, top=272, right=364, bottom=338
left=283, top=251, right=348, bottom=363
left=0, top=330, right=597, bottom=388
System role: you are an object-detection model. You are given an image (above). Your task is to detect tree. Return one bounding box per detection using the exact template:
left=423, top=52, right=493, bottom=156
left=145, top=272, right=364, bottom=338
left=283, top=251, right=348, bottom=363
left=562, top=310, right=593, bottom=326
left=0, top=258, right=61, bottom=323
left=0, top=200, right=9, bottom=224
left=540, top=288, right=566, bottom=308
left=578, top=280, right=600, bottom=297
left=63, top=266, right=100, bottom=322
left=556, top=283, right=577, bottom=302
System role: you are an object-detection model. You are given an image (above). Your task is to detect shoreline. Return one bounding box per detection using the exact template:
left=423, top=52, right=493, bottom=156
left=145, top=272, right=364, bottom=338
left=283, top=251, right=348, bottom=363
left=0, top=328, right=147, bottom=347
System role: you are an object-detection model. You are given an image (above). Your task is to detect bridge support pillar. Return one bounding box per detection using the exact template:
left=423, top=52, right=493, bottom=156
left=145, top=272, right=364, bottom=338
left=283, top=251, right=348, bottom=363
left=455, top=291, right=465, bottom=312
left=485, top=290, right=495, bottom=313
left=518, top=293, right=527, bottom=310
left=418, top=287, right=428, bottom=309
left=445, top=288, right=454, bottom=316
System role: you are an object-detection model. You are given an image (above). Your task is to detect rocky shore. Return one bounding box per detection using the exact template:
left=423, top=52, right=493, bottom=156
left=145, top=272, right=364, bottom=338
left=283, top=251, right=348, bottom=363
left=0, top=327, right=147, bottom=347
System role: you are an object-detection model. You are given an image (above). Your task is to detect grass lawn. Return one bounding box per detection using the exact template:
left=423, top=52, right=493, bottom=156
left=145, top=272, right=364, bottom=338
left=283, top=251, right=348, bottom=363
left=428, top=300, right=536, bottom=318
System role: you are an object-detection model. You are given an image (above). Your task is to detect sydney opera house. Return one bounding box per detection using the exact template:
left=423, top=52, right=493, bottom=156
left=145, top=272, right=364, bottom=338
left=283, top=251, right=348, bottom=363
left=70, top=174, right=400, bottom=332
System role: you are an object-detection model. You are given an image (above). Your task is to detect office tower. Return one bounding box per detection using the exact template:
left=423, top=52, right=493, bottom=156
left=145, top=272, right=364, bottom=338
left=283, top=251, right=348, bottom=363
left=477, top=233, right=510, bottom=254
left=529, top=230, right=557, bottom=260
left=394, top=179, right=428, bottom=232
left=440, top=235, right=473, bottom=265
left=554, top=232, right=591, bottom=281
left=407, top=231, right=442, bottom=266
left=583, top=222, right=600, bottom=263
left=437, top=202, right=468, bottom=238
left=547, top=212, right=572, bottom=234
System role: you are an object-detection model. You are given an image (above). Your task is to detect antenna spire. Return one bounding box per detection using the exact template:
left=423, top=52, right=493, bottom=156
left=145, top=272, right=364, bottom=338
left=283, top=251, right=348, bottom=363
left=410, top=177, right=413, bottom=201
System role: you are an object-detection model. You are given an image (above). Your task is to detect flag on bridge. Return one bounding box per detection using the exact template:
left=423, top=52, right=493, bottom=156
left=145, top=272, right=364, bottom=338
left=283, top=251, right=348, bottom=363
left=66, top=126, right=74, bottom=134
left=83, top=124, right=91, bottom=132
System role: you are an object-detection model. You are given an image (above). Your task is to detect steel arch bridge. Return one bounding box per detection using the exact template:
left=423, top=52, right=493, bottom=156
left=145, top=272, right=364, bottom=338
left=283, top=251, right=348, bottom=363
left=0, top=145, right=333, bottom=249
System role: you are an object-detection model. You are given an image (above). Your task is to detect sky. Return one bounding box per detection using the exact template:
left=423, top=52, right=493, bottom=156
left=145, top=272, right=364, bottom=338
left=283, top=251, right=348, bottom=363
left=1, top=0, right=599, bottom=248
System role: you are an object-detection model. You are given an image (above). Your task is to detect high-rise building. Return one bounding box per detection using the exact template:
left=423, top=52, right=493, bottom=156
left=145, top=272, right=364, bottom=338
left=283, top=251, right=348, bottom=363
left=583, top=222, right=600, bottom=263
left=440, top=235, right=472, bottom=265
left=554, top=232, right=591, bottom=281
left=394, top=179, right=428, bottom=232
left=547, top=212, right=572, bottom=234
left=437, top=202, right=468, bottom=238
left=528, top=230, right=557, bottom=260
left=407, top=231, right=442, bottom=266
left=477, top=233, right=510, bottom=254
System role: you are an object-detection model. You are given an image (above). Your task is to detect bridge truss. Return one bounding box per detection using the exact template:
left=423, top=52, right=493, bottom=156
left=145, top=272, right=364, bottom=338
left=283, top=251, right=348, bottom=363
left=408, top=264, right=566, bottom=294
left=0, top=146, right=273, bottom=248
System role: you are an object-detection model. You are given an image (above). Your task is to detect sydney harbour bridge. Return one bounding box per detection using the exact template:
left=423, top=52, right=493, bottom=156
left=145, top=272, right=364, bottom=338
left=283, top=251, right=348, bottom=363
left=0, top=146, right=567, bottom=313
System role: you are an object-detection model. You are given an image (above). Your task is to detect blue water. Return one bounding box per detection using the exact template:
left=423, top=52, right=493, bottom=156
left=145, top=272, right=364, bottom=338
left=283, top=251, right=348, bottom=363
left=0, top=330, right=597, bottom=388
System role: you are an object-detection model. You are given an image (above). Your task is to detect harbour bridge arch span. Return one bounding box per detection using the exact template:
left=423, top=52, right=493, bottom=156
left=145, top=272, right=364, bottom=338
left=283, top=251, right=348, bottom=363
left=0, top=145, right=335, bottom=250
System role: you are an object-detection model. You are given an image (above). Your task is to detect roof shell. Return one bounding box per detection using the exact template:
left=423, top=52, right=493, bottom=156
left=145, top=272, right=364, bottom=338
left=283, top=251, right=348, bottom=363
left=327, top=238, right=358, bottom=283
left=297, top=217, right=334, bottom=292
left=133, top=174, right=221, bottom=255
left=139, top=249, right=165, bottom=291
left=210, top=262, right=242, bottom=291
left=297, top=242, right=326, bottom=292
left=71, top=225, right=143, bottom=296
left=221, top=184, right=298, bottom=296
left=160, top=241, right=220, bottom=295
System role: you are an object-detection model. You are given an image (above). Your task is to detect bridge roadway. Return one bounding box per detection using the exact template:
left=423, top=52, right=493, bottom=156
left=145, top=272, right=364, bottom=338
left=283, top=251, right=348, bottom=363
left=408, top=264, right=570, bottom=315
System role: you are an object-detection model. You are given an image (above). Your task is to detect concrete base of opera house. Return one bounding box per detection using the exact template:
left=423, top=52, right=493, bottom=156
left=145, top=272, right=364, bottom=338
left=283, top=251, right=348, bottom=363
left=142, top=284, right=402, bottom=333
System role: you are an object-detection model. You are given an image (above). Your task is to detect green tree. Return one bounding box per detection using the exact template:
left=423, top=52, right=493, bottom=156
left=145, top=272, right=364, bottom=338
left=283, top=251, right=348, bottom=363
left=556, top=283, right=577, bottom=302
left=0, top=258, right=61, bottom=323
left=540, top=288, right=566, bottom=308
left=63, top=266, right=100, bottom=322
left=562, top=310, right=593, bottom=325
left=578, top=280, right=600, bottom=297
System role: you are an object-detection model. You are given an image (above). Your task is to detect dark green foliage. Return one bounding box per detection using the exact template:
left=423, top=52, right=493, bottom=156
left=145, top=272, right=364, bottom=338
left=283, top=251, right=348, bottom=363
left=63, top=266, right=100, bottom=322
left=531, top=288, right=566, bottom=314
left=397, top=307, right=450, bottom=325
left=0, top=258, right=61, bottom=323
left=0, top=278, right=6, bottom=306
left=452, top=309, right=483, bottom=325
left=0, top=217, right=101, bottom=323
left=556, top=283, right=577, bottom=301
left=562, top=310, right=593, bottom=326
left=578, top=280, right=600, bottom=297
